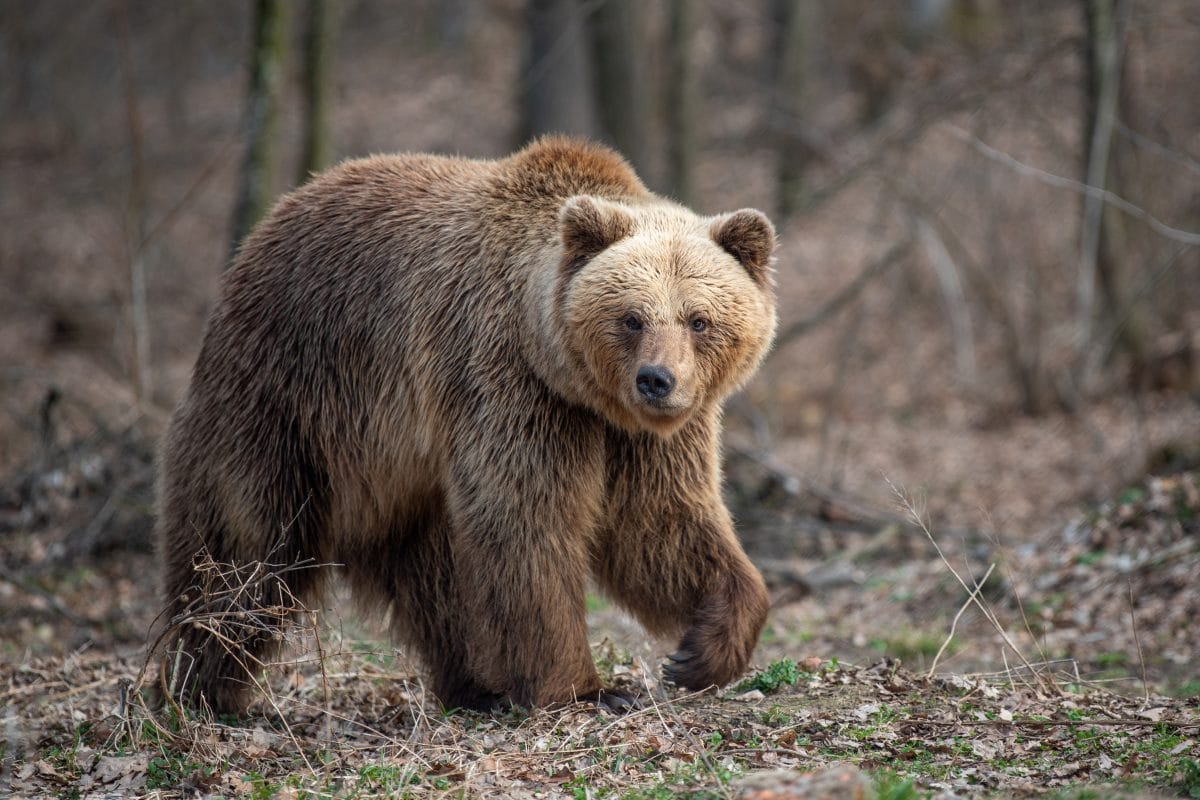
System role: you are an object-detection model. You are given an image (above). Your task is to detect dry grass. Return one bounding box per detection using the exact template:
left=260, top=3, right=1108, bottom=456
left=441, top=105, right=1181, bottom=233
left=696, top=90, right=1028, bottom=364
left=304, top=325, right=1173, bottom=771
left=6, top=497, right=1192, bottom=798
left=3, top=431, right=1198, bottom=796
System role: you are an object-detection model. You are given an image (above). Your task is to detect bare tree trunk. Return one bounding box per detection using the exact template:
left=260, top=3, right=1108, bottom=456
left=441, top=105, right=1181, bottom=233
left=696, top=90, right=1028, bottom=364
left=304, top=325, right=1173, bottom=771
left=520, top=0, right=600, bottom=143
left=231, top=0, right=289, bottom=262
left=1076, top=0, right=1128, bottom=382
left=115, top=0, right=151, bottom=406
left=908, top=0, right=951, bottom=39
left=664, top=0, right=699, bottom=206
left=589, top=0, right=647, bottom=172
left=771, top=0, right=815, bottom=221
left=298, top=0, right=336, bottom=184
left=437, top=0, right=474, bottom=49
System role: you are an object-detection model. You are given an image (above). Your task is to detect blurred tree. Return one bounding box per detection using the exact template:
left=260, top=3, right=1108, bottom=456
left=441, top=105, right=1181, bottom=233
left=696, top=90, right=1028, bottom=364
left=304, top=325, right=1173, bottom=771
left=1078, top=0, right=1141, bottom=381
left=664, top=0, right=700, bottom=206
left=520, top=0, right=601, bottom=143
left=437, top=0, right=475, bottom=49
left=298, top=0, right=337, bottom=184
left=771, top=0, right=816, bottom=220
left=589, top=0, right=647, bottom=173
left=907, top=0, right=951, bottom=37
left=230, top=0, right=289, bottom=261
left=115, top=0, right=150, bottom=405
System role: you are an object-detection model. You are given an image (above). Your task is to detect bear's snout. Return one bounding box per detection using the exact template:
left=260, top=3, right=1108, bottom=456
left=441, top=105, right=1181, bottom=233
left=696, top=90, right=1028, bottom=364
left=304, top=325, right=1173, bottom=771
left=636, top=364, right=676, bottom=401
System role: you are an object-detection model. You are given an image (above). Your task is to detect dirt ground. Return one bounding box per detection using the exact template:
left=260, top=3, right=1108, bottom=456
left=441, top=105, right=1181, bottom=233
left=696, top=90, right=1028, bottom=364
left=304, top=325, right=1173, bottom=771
left=1, top=398, right=1197, bottom=798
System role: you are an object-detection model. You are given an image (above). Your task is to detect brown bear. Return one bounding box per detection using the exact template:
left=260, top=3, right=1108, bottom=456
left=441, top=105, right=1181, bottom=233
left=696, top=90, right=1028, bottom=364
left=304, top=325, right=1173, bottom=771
left=155, top=136, right=776, bottom=714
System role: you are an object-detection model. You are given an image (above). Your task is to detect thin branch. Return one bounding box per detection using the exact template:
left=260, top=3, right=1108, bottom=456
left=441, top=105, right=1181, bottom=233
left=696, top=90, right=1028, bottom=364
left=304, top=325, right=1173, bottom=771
left=0, top=566, right=90, bottom=626
left=1099, top=245, right=1188, bottom=365
left=140, top=124, right=243, bottom=252
left=928, top=563, right=995, bottom=678
left=915, top=216, right=976, bottom=386
left=796, top=37, right=1076, bottom=213
left=1116, top=119, right=1200, bottom=176
left=910, top=717, right=1197, bottom=729
left=1128, top=580, right=1149, bottom=708
left=772, top=239, right=914, bottom=352
left=943, top=124, right=1200, bottom=247
left=520, top=0, right=610, bottom=91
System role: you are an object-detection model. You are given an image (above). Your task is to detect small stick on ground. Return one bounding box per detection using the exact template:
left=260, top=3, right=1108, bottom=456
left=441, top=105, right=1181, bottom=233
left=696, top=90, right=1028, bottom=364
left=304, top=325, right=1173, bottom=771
left=1128, top=580, right=1150, bottom=707
left=928, top=562, right=994, bottom=678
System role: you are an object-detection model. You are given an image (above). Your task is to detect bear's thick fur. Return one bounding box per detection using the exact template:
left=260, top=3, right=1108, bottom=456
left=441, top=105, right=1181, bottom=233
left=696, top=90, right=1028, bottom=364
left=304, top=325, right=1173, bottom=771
left=156, top=137, right=776, bottom=713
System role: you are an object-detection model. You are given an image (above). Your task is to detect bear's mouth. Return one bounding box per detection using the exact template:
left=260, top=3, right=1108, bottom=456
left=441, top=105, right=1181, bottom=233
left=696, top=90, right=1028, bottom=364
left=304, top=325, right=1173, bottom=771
left=641, top=396, right=685, bottom=414
left=631, top=393, right=692, bottom=425
left=629, top=397, right=694, bottom=436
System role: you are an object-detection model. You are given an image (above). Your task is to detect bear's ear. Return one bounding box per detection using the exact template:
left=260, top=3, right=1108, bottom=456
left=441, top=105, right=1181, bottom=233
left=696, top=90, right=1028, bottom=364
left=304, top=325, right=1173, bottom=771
left=559, top=196, right=634, bottom=274
left=710, top=209, right=776, bottom=285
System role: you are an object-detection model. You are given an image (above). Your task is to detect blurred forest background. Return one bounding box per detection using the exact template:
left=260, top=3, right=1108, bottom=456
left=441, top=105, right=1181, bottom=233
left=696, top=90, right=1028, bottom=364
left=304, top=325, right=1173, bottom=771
left=1, top=0, right=1198, bottom=691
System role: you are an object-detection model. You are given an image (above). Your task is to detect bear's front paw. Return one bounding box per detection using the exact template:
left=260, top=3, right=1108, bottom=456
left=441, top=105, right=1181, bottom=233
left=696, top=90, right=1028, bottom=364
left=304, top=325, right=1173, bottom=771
left=663, top=570, right=768, bottom=691
left=661, top=630, right=752, bottom=691
left=661, top=646, right=728, bottom=691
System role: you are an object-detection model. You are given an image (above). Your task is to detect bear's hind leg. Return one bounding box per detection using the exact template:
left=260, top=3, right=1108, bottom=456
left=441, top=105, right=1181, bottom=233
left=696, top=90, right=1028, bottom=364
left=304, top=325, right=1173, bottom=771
left=157, top=483, right=326, bottom=715
left=342, top=502, right=501, bottom=712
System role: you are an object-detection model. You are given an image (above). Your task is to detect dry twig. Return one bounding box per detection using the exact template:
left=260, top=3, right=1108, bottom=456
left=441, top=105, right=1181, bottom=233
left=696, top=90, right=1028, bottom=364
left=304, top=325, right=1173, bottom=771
left=928, top=562, right=995, bottom=679
left=886, top=476, right=1054, bottom=693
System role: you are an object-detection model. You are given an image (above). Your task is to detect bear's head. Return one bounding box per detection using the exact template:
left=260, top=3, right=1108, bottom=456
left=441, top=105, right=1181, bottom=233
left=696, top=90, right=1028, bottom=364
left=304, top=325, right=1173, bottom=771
left=556, top=195, right=777, bottom=436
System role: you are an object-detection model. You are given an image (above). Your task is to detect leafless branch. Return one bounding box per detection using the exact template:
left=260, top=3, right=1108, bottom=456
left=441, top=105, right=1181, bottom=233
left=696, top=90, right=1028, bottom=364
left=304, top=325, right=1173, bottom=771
left=771, top=239, right=914, bottom=353
left=915, top=216, right=976, bottom=387
left=1116, top=119, right=1200, bottom=176
left=943, top=124, right=1200, bottom=247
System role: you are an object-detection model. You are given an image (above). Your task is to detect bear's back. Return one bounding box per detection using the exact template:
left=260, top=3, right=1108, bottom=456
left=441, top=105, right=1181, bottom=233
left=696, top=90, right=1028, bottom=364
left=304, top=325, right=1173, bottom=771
left=491, top=136, right=649, bottom=209
left=183, top=139, right=650, bottom=469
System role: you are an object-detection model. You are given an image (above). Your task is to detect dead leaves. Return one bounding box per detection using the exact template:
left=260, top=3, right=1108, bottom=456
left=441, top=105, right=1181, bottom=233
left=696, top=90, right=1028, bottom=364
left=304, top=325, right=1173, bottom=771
left=2, top=649, right=1198, bottom=798
left=1037, top=470, right=1200, bottom=680
left=76, top=754, right=150, bottom=796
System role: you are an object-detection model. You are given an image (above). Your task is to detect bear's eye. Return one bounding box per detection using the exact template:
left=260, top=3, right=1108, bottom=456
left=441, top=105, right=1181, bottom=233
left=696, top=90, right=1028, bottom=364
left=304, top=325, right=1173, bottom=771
left=690, top=317, right=709, bottom=333
left=623, top=315, right=643, bottom=332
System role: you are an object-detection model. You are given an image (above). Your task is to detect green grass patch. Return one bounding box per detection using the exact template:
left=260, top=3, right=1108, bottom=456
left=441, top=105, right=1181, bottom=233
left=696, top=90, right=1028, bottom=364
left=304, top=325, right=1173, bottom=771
left=733, top=657, right=802, bottom=694
left=872, top=769, right=922, bottom=800
left=586, top=593, right=612, bottom=613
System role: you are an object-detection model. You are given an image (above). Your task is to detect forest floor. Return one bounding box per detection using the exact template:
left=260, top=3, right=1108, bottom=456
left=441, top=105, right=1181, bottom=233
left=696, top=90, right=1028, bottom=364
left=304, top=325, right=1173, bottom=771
left=1, top=422, right=1197, bottom=799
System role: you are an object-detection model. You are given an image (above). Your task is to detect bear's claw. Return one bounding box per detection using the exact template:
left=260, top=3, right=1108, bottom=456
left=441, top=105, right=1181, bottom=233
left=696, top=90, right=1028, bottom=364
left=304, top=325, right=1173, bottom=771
left=593, top=688, right=640, bottom=713
left=666, top=649, right=694, bottom=664
left=662, top=653, right=715, bottom=690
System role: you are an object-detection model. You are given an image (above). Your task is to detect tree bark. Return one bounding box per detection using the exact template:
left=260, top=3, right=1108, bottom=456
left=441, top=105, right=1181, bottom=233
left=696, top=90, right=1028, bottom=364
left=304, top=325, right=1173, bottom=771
left=1076, top=0, right=1133, bottom=380
left=664, top=0, right=700, bottom=206
left=771, top=0, right=815, bottom=221
left=115, top=0, right=151, bottom=405
left=589, top=0, right=647, bottom=172
left=520, top=0, right=600, bottom=143
left=230, top=0, right=288, bottom=262
left=298, top=0, right=336, bottom=184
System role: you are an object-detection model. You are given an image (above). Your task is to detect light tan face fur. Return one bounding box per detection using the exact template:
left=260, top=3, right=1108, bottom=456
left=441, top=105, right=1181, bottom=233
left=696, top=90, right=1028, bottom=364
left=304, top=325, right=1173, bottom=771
left=561, top=203, right=777, bottom=436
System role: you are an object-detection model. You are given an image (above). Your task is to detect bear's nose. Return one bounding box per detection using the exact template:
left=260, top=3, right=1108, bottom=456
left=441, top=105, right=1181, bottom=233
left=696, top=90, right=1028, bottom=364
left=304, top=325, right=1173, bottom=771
left=636, top=365, right=676, bottom=400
